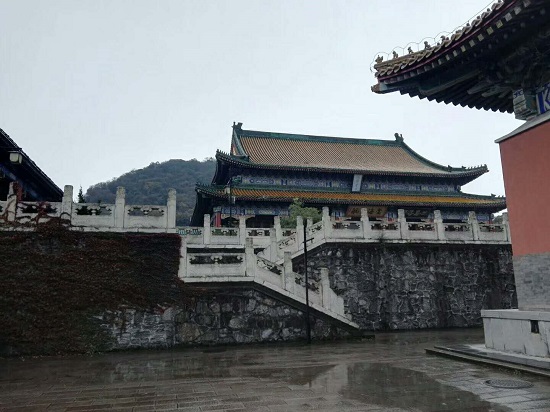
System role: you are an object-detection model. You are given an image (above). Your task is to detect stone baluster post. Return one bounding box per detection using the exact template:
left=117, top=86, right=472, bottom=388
left=114, top=186, right=126, bottom=229
left=433, top=210, right=445, bottom=240
left=398, top=209, right=409, bottom=240
left=361, top=208, right=371, bottom=239
left=306, top=217, right=313, bottom=243
left=502, top=212, right=511, bottom=242
left=178, top=237, right=187, bottom=279
left=283, top=251, right=294, bottom=293
left=245, top=238, right=256, bottom=278
left=274, top=215, right=282, bottom=241
left=61, top=185, right=74, bottom=223
left=203, top=214, right=211, bottom=244
left=320, top=267, right=331, bottom=310
left=269, top=231, right=278, bottom=261
left=167, top=189, right=177, bottom=230
left=6, top=182, right=17, bottom=222
left=296, top=216, right=304, bottom=250
left=468, top=211, right=480, bottom=241
left=238, top=215, right=247, bottom=245
left=322, top=206, right=331, bottom=239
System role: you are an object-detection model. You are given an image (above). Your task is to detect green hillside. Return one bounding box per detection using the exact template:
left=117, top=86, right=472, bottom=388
left=85, top=159, right=216, bottom=225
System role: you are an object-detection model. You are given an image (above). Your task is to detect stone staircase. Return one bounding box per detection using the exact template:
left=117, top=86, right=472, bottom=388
left=180, top=238, right=359, bottom=331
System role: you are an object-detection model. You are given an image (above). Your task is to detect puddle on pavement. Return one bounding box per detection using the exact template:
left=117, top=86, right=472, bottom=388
left=249, top=361, right=512, bottom=411
left=341, top=362, right=511, bottom=411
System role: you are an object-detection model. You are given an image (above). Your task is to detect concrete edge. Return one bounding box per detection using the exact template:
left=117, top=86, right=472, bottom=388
left=425, top=347, right=550, bottom=378
left=481, top=309, right=550, bottom=322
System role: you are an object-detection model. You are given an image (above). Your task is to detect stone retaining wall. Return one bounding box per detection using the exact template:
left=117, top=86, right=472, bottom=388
left=101, top=288, right=350, bottom=350
left=294, top=243, right=516, bottom=330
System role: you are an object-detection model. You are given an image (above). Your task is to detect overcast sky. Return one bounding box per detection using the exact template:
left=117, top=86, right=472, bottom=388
left=0, top=0, right=521, bottom=196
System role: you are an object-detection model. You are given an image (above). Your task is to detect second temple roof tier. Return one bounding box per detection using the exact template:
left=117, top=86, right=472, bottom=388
left=221, top=125, right=488, bottom=183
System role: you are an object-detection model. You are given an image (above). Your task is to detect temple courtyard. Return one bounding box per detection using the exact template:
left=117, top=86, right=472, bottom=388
left=1, top=329, right=550, bottom=411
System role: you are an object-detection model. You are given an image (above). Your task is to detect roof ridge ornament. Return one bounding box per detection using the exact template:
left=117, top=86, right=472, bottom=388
left=370, top=0, right=502, bottom=72
left=394, top=133, right=404, bottom=143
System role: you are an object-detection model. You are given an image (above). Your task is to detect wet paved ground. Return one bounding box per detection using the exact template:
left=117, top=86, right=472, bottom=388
left=1, top=329, right=550, bottom=411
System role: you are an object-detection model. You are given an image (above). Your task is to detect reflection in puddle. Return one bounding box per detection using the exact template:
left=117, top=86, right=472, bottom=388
left=341, top=363, right=510, bottom=411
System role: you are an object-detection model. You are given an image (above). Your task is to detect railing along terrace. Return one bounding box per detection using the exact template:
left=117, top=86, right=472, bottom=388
left=0, top=183, right=177, bottom=232
left=182, top=208, right=510, bottom=252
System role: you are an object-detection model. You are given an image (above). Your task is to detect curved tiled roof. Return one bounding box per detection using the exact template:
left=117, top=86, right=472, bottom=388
left=373, top=0, right=513, bottom=79
left=196, top=185, right=506, bottom=210
left=371, top=0, right=549, bottom=113
left=0, top=128, right=63, bottom=201
left=226, top=127, right=487, bottom=180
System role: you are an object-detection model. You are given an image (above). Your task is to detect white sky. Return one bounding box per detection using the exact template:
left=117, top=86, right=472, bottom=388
left=0, top=0, right=521, bottom=195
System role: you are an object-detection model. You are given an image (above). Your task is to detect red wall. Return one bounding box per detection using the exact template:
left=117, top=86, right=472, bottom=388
left=499, top=120, right=550, bottom=256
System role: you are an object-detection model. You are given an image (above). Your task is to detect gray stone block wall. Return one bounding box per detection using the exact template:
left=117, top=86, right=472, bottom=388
left=294, top=243, right=516, bottom=330
left=101, top=288, right=350, bottom=350
left=514, top=252, right=550, bottom=311
left=99, top=243, right=515, bottom=350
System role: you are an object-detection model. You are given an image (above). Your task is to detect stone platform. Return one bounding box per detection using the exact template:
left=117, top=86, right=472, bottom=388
left=482, top=309, right=550, bottom=358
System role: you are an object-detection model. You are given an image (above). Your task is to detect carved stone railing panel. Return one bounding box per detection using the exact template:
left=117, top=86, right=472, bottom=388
left=74, top=204, right=113, bottom=216
left=256, top=256, right=282, bottom=275
left=444, top=223, right=470, bottom=232
left=247, top=228, right=271, bottom=237
left=332, top=221, right=361, bottom=230
left=479, top=224, right=505, bottom=233
left=179, top=227, right=204, bottom=236
left=479, top=229, right=507, bottom=241
left=278, top=234, right=296, bottom=250
left=189, top=254, right=243, bottom=265
left=127, top=206, right=165, bottom=217
left=282, top=229, right=296, bottom=237
left=17, top=202, right=60, bottom=216
left=125, top=205, right=168, bottom=228
left=307, top=221, right=324, bottom=235
left=12, top=201, right=62, bottom=224
left=371, top=222, right=398, bottom=231
left=186, top=252, right=246, bottom=277
left=211, top=228, right=239, bottom=236
left=178, top=227, right=204, bottom=244
left=408, top=223, right=435, bottom=231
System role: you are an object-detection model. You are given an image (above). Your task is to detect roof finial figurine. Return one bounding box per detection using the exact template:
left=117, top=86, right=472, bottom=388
left=392, top=51, right=399, bottom=59
left=375, top=55, right=384, bottom=64
left=424, top=41, right=431, bottom=50
left=408, top=47, right=414, bottom=54
left=394, top=132, right=404, bottom=143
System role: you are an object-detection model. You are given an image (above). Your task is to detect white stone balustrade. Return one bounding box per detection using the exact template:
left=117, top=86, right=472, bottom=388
left=178, top=209, right=510, bottom=261
left=179, top=209, right=510, bottom=259
left=0, top=183, right=177, bottom=232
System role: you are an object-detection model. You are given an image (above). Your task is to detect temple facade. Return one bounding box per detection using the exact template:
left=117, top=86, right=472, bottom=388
left=192, top=123, right=505, bottom=227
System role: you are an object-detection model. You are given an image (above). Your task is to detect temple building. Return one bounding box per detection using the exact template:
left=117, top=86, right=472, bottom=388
left=371, top=0, right=550, bottom=359
left=0, top=128, right=62, bottom=202
left=192, top=123, right=505, bottom=226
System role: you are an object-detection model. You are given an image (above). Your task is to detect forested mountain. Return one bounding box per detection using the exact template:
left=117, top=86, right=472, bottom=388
left=85, top=159, right=216, bottom=225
